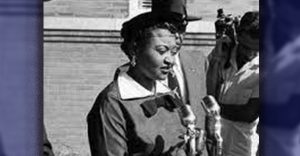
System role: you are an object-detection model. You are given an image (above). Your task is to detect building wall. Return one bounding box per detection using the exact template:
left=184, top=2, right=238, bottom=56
left=44, top=0, right=129, bottom=18
left=44, top=43, right=127, bottom=155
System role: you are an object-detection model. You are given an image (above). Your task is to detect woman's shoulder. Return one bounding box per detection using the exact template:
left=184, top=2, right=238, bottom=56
left=88, top=80, right=124, bottom=117
left=95, top=81, right=121, bottom=105
left=87, top=80, right=127, bottom=127
left=93, top=64, right=130, bottom=108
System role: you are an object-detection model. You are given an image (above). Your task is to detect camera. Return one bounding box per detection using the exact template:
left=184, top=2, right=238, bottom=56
left=215, top=8, right=240, bottom=42
left=214, top=9, right=241, bottom=69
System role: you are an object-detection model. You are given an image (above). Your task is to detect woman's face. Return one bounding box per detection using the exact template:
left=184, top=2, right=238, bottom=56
left=135, top=28, right=180, bottom=81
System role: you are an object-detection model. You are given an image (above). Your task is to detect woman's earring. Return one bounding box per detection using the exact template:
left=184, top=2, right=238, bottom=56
left=131, top=55, right=136, bottom=67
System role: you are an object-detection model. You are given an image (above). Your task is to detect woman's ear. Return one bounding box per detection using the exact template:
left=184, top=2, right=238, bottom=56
left=127, top=41, right=137, bottom=58
left=130, top=55, right=137, bottom=67
left=129, top=45, right=137, bottom=67
left=132, top=42, right=138, bottom=53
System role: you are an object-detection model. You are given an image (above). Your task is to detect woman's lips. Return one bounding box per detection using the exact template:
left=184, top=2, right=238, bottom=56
left=160, top=67, right=172, bottom=74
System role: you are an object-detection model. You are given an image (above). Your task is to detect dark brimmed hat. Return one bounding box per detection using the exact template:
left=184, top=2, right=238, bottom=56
left=152, top=0, right=202, bottom=22
left=121, top=0, right=201, bottom=35
left=237, top=11, right=259, bottom=50
left=238, top=11, right=259, bottom=39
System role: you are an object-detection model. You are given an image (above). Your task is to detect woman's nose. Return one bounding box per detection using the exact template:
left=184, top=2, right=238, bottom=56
left=164, top=55, right=175, bottom=66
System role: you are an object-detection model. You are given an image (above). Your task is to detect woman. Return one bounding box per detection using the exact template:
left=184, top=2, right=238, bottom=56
left=87, top=11, right=206, bottom=156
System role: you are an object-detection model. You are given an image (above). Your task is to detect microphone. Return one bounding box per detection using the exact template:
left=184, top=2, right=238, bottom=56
left=173, top=93, right=207, bottom=155
left=202, top=95, right=220, bottom=116
left=201, top=95, right=223, bottom=156
left=178, top=104, right=196, bottom=128
left=177, top=104, right=197, bottom=156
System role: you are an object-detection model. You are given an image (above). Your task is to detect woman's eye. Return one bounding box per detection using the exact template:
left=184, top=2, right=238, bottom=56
left=155, top=46, right=169, bottom=54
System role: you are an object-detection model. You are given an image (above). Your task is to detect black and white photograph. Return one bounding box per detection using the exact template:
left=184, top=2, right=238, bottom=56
left=43, top=0, right=259, bottom=155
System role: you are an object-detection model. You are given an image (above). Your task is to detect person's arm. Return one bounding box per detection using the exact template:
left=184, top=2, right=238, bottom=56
left=87, top=95, right=128, bottom=156
left=206, top=37, right=233, bottom=98
left=206, top=49, right=223, bottom=98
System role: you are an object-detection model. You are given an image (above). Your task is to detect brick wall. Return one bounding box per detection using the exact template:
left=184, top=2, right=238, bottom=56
left=44, top=42, right=127, bottom=155
left=44, top=0, right=129, bottom=18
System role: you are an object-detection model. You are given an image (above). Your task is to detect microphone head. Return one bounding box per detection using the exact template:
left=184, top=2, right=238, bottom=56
left=179, top=105, right=196, bottom=127
left=201, top=95, right=220, bottom=114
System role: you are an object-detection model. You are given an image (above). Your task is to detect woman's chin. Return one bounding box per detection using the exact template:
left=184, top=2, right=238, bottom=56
left=156, top=74, right=168, bottom=81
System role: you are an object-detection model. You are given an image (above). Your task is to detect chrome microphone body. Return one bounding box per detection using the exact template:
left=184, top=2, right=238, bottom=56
left=178, top=104, right=197, bottom=156
left=201, top=95, right=223, bottom=156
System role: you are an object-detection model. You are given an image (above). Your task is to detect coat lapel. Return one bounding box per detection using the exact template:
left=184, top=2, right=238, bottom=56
left=179, top=51, right=207, bottom=129
left=180, top=52, right=207, bottom=105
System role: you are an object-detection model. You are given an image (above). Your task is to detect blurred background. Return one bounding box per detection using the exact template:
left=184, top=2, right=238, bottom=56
left=261, top=0, right=300, bottom=156
left=43, top=0, right=258, bottom=155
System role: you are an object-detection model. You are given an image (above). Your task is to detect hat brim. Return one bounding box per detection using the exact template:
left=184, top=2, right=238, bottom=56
left=156, top=12, right=202, bottom=22
left=186, top=15, right=202, bottom=21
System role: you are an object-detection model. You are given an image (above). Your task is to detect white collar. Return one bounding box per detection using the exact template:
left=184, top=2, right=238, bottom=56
left=251, top=54, right=259, bottom=65
left=117, top=65, right=171, bottom=100
left=174, top=54, right=181, bottom=67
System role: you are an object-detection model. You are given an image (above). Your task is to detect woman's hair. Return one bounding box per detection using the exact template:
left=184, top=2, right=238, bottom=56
left=120, top=13, right=182, bottom=60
